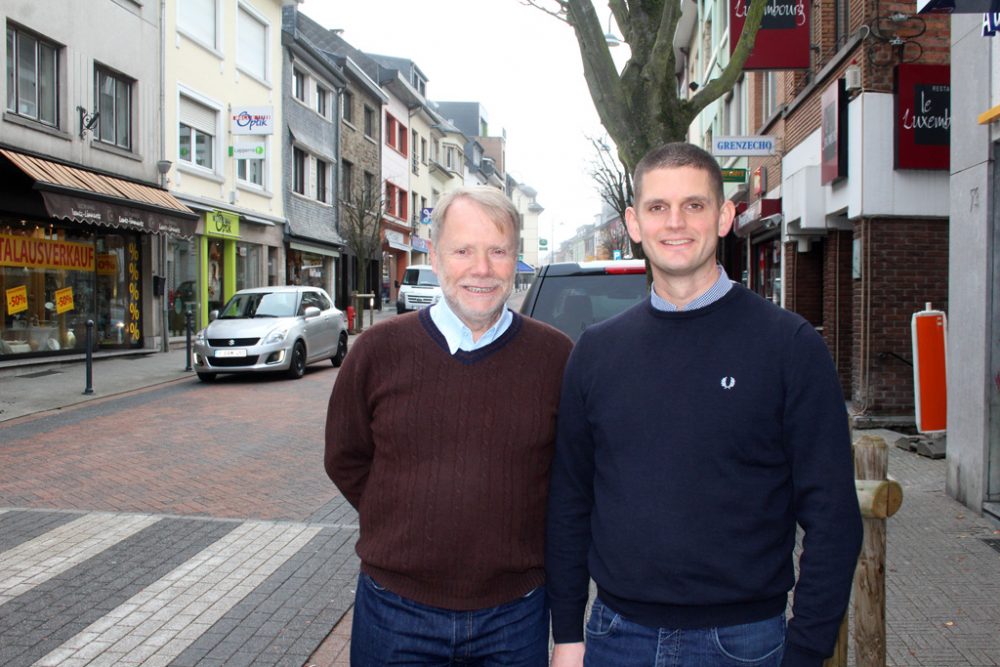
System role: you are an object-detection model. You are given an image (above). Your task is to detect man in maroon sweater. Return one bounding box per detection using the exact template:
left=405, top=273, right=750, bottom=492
left=325, top=186, right=573, bottom=665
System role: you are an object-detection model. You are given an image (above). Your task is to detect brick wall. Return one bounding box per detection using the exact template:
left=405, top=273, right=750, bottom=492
left=851, top=218, right=949, bottom=415
left=823, top=231, right=854, bottom=396
left=783, top=241, right=823, bottom=327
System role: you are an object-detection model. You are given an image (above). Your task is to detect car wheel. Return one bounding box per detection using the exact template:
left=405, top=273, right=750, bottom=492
left=332, top=332, right=348, bottom=367
left=286, top=341, right=306, bottom=379
left=197, top=372, right=216, bottom=382
left=396, top=304, right=405, bottom=314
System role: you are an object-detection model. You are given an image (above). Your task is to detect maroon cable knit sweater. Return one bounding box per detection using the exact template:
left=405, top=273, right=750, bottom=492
left=324, top=308, right=573, bottom=610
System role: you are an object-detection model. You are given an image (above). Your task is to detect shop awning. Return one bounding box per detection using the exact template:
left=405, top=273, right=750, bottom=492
left=0, top=149, right=199, bottom=237
left=516, top=260, right=535, bottom=273
left=734, top=198, right=782, bottom=238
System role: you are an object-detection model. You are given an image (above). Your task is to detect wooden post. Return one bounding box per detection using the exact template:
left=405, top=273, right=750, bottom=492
left=853, top=435, right=889, bottom=667
left=823, top=616, right=849, bottom=667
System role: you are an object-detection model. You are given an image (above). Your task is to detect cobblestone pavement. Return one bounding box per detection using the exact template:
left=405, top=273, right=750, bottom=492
left=2, top=295, right=999, bottom=666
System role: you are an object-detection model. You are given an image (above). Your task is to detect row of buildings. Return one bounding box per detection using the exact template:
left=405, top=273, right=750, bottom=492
left=0, top=0, right=544, bottom=362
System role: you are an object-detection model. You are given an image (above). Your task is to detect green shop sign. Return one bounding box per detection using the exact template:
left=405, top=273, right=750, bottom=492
left=205, top=209, right=240, bottom=239
left=721, top=168, right=748, bottom=183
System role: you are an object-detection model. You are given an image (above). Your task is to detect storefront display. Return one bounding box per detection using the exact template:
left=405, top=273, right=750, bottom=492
left=1, top=223, right=141, bottom=356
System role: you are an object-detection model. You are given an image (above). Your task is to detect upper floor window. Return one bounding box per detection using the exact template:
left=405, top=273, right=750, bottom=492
left=762, top=71, right=778, bottom=121
left=178, top=0, right=218, bottom=50
left=385, top=111, right=407, bottom=156
left=341, top=159, right=353, bottom=202
left=342, top=90, right=354, bottom=124
left=237, top=4, right=268, bottom=81
left=315, top=159, right=328, bottom=203
left=95, top=66, right=132, bottom=149
left=386, top=181, right=408, bottom=220
left=6, top=25, right=59, bottom=127
left=178, top=94, right=217, bottom=169
left=236, top=136, right=265, bottom=188
left=293, top=147, right=306, bottom=195
left=292, top=69, right=306, bottom=102
left=316, top=85, right=329, bottom=118
left=363, top=105, right=375, bottom=138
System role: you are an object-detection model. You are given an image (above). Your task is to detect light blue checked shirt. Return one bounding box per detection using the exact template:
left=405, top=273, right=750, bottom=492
left=650, top=265, right=734, bottom=312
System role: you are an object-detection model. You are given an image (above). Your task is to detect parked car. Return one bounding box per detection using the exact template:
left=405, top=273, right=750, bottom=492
left=519, top=260, right=648, bottom=342
left=192, top=286, right=347, bottom=382
left=396, top=264, right=443, bottom=314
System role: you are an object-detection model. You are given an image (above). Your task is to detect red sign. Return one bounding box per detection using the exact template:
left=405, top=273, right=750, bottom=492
left=912, top=308, right=947, bottom=433
left=730, top=0, right=811, bottom=70
left=821, top=79, right=848, bottom=184
left=895, top=64, right=950, bottom=170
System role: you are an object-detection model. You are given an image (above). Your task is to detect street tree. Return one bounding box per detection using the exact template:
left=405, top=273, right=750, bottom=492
left=339, top=179, right=385, bottom=300
left=588, top=135, right=640, bottom=259
left=597, top=214, right=632, bottom=260
left=525, top=0, right=767, bottom=172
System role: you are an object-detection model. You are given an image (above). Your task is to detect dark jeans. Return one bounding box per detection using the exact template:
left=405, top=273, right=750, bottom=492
left=583, top=597, right=786, bottom=666
left=350, top=573, right=548, bottom=666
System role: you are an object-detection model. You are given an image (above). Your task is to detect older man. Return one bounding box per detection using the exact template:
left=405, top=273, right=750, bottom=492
left=326, top=186, right=572, bottom=665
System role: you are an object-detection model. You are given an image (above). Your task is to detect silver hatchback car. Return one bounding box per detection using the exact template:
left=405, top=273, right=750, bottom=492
left=192, top=286, right=348, bottom=382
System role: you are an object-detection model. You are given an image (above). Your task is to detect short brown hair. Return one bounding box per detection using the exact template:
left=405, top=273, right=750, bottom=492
left=633, top=142, right=724, bottom=205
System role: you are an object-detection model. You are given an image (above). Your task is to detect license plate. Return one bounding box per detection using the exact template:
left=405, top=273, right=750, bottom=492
left=214, top=349, right=247, bottom=358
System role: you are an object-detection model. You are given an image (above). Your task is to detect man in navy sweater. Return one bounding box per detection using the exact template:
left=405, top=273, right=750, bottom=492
left=546, top=142, right=862, bottom=667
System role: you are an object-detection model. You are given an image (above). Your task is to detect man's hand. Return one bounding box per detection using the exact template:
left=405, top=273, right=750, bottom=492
left=551, top=642, right=585, bottom=667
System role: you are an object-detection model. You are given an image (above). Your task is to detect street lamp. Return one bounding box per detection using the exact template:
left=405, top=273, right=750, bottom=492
left=604, top=13, right=621, bottom=47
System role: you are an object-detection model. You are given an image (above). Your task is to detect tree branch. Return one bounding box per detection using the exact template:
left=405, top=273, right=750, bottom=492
left=688, top=0, right=766, bottom=117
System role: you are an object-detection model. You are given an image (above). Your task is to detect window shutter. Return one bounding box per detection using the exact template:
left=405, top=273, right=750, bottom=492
left=179, top=95, right=216, bottom=136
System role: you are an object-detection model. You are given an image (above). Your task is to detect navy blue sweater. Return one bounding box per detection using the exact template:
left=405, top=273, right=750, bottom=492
left=546, top=285, right=862, bottom=666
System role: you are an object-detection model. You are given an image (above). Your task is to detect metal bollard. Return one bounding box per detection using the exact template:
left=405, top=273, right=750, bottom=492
left=184, top=307, right=193, bottom=372
left=83, top=320, right=94, bottom=395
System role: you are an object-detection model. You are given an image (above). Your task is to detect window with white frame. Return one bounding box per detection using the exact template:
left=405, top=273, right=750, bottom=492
left=316, top=84, right=329, bottom=118
left=762, top=71, right=778, bottom=120
left=236, top=136, right=265, bottom=188
left=315, top=158, right=329, bottom=203
left=342, top=90, right=354, bottom=123
left=178, top=95, right=217, bottom=169
left=293, top=147, right=306, bottom=195
left=178, top=0, right=218, bottom=50
left=293, top=69, right=306, bottom=103
left=237, top=4, right=268, bottom=81
left=95, top=66, right=132, bottom=149
left=6, top=25, right=59, bottom=127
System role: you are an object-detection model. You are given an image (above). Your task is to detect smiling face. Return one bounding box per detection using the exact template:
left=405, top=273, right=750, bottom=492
left=625, top=165, right=735, bottom=306
left=429, top=196, right=517, bottom=339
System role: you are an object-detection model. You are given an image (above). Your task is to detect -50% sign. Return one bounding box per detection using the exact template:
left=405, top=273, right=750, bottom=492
left=55, top=287, right=75, bottom=315
left=5, top=285, right=28, bottom=315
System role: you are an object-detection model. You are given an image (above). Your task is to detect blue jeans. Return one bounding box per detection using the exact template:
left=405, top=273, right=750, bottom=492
left=583, top=597, right=786, bottom=667
left=350, top=573, right=548, bottom=666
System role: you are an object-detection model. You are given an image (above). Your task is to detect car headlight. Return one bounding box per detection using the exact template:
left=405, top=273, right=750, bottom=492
left=264, top=327, right=289, bottom=344
left=195, top=329, right=207, bottom=343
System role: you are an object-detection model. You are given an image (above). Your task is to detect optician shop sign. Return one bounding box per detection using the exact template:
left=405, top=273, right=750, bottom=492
left=712, top=136, right=777, bottom=157
left=230, top=106, right=274, bottom=135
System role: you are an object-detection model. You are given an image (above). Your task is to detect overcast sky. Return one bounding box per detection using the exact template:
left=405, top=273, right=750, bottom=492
left=297, top=0, right=620, bottom=244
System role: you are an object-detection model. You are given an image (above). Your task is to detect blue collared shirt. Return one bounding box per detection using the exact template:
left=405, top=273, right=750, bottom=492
left=650, top=265, right=734, bottom=312
left=429, top=299, right=513, bottom=354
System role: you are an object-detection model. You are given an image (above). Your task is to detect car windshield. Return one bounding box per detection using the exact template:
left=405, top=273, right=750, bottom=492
left=218, top=292, right=298, bottom=319
left=403, top=268, right=439, bottom=287
left=530, top=273, right=647, bottom=342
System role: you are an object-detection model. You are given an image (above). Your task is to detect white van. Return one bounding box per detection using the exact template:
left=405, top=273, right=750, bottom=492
left=396, top=264, right=443, bottom=314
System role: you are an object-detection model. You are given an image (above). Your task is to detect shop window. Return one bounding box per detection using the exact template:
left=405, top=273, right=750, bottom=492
left=237, top=137, right=265, bottom=188
left=207, top=239, right=225, bottom=313
left=236, top=243, right=261, bottom=291
left=95, top=66, right=132, bottom=150
left=236, top=3, right=268, bottom=81
left=177, top=0, right=218, bottom=50
left=5, top=25, right=59, bottom=127
left=167, top=237, right=197, bottom=337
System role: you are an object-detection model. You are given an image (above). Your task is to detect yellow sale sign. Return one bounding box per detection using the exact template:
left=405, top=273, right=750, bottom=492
left=55, top=286, right=75, bottom=314
left=6, top=285, right=28, bottom=314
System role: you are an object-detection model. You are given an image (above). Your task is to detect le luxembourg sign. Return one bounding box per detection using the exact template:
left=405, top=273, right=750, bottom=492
left=712, top=136, right=777, bottom=157
left=731, top=0, right=811, bottom=69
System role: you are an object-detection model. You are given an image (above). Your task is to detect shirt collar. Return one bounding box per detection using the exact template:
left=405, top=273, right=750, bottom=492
left=429, top=299, right=513, bottom=354
left=650, top=265, right=733, bottom=312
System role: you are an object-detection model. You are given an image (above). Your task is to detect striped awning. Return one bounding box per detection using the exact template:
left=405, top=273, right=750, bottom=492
left=1, top=149, right=198, bottom=237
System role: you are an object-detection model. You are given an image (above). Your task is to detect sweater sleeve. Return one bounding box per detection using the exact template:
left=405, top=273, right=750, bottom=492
left=546, top=339, right=597, bottom=644
left=782, top=323, right=863, bottom=660
left=324, top=330, right=377, bottom=509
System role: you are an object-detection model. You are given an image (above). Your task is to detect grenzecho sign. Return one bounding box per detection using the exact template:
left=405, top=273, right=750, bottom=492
left=0, top=234, right=95, bottom=271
